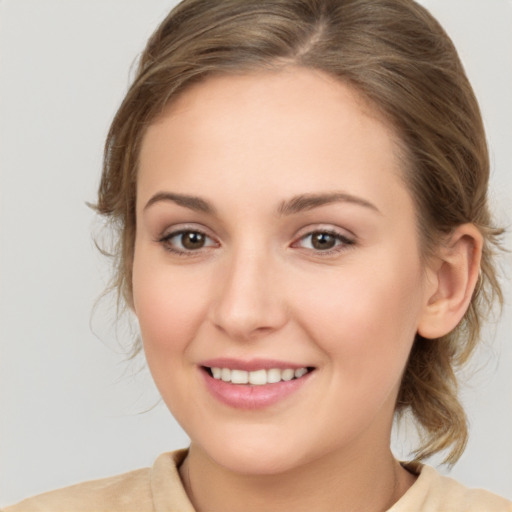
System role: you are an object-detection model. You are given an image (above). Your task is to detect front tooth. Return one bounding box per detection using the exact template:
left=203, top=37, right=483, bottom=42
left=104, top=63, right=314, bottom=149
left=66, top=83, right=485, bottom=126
left=211, top=367, right=222, bottom=379
left=231, top=369, right=249, bottom=384
left=221, top=368, right=231, bottom=382
left=249, top=369, right=267, bottom=385
left=281, top=369, right=295, bottom=381
left=295, top=367, right=308, bottom=378
left=267, top=368, right=281, bottom=383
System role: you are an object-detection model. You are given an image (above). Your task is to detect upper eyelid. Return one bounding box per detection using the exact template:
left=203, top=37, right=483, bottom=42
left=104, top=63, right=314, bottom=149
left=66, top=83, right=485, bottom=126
left=293, top=224, right=356, bottom=240
left=159, top=223, right=216, bottom=239
left=161, top=227, right=208, bottom=239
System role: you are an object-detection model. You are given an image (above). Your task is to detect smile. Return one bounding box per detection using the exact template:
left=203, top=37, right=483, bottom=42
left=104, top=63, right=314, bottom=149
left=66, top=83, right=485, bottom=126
left=206, top=367, right=312, bottom=385
left=200, top=362, right=315, bottom=410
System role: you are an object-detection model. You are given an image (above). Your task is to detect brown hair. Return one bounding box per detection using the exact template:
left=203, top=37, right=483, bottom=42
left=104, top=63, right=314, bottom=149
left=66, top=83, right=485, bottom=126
left=96, top=0, right=503, bottom=464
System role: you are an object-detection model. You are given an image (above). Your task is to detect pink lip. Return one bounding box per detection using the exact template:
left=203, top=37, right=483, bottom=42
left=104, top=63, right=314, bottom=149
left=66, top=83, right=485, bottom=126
left=198, top=359, right=314, bottom=410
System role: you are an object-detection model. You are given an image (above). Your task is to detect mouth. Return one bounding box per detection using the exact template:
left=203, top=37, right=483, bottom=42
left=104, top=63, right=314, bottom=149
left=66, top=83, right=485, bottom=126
left=199, top=362, right=316, bottom=409
left=203, top=366, right=315, bottom=385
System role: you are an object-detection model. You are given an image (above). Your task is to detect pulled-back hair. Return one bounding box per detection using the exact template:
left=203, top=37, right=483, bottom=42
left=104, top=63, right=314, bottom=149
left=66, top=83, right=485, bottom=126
left=96, top=0, right=503, bottom=464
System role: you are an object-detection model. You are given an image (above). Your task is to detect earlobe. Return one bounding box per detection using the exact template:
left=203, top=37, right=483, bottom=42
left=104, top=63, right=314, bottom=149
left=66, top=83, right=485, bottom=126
left=417, top=224, right=483, bottom=339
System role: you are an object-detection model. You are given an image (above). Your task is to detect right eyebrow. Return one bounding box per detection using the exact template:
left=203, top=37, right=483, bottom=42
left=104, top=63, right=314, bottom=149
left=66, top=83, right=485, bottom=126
left=143, top=192, right=216, bottom=215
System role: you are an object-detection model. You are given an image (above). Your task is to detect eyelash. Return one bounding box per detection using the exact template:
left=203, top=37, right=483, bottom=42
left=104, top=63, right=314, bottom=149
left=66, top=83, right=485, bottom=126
left=292, top=229, right=355, bottom=255
left=158, top=229, right=218, bottom=256
left=157, top=228, right=355, bottom=256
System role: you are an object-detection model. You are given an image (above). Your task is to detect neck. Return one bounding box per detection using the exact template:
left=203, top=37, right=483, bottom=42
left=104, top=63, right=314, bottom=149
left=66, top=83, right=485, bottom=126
left=179, top=441, right=416, bottom=512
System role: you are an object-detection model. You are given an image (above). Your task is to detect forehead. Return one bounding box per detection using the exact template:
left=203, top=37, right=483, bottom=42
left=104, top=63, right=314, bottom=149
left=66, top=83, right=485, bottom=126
left=137, top=67, right=411, bottom=217
left=146, top=67, right=394, bottom=151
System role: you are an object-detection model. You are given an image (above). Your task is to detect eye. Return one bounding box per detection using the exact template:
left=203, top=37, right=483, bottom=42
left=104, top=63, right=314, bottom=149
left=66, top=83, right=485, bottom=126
left=294, top=230, right=354, bottom=253
left=159, top=229, right=217, bottom=254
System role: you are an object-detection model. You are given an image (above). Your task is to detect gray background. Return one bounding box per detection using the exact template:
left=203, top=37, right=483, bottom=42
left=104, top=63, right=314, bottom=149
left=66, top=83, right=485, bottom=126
left=1, top=0, right=511, bottom=505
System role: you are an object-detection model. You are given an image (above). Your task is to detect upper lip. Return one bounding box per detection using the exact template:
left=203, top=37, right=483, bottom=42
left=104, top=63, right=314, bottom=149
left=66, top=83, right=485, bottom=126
left=199, top=358, right=312, bottom=372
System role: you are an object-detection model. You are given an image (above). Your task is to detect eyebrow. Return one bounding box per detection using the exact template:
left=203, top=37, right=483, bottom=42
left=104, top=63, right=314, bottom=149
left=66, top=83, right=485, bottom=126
left=144, top=192, right=216, bottom=214
left=143, top=190, right=380, bottom=216
left=278, top=192, right=381, bottom=216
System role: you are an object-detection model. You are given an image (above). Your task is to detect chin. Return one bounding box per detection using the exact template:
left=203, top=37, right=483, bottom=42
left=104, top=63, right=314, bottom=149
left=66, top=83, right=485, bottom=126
left=215, top=446, right=303, bottom=476
left=195, top=428, right=319, bottom=477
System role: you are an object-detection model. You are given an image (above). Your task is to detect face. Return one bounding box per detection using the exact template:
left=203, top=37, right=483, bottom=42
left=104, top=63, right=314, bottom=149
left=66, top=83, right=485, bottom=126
left=133, top=68, right=433, bottom=475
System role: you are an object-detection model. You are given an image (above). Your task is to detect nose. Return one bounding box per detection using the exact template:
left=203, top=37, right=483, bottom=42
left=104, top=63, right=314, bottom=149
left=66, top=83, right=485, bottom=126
left=209, top=246, right=288, bottom=341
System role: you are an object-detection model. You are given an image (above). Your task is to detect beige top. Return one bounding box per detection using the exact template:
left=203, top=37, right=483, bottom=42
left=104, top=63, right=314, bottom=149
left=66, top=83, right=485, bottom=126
left=4, top=449, right=512, bottom=512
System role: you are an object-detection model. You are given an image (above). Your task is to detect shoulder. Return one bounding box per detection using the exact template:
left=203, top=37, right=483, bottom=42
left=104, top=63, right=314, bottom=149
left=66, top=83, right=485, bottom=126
left=3, top=450, right=193, bottom=512
left=390, top=464, right=512, bottom=512
left=3, top=468, right=152, bottom=512
left=3, top=467, right=153, bottom=512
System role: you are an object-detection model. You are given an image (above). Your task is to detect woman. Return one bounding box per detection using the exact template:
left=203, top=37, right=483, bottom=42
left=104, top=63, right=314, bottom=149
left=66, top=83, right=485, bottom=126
left=5, top=0, right=511, bottom=510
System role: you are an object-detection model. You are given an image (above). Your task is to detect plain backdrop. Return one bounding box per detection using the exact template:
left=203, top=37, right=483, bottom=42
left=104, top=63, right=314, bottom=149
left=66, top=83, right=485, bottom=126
left=1, top=0, right=511, bottom=506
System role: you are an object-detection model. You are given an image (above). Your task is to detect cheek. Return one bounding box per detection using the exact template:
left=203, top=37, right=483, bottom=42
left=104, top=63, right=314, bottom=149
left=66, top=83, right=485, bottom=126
left=131, top=254, right=215, bottom=422
left=293, top=253, right=424, bottom=379
left=132, top=253, right=208, bottom=362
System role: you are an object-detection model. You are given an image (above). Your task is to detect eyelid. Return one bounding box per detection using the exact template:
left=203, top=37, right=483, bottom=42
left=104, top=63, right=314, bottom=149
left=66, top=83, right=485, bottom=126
left=293, top=223, right=356, bottom=240
left=157, top=224, right=220, bottom=255
left=291, top=225, right=356, bottom=254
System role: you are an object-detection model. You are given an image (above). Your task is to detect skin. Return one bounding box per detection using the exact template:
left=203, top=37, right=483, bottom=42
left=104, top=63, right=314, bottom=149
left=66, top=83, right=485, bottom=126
left=132, top=68, right=481, bottom=512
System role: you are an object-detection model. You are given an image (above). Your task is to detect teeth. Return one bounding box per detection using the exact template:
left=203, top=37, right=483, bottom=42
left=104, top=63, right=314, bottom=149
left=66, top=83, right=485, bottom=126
left=231, top=369, right=249, bottom=384
left=295, top=368, right=308, bottom=378
left=281, top=369, right=294, bottom=381
left=267, top=368, right=281, bottom=384
left=249, top=369, right=266, bottom=385
left=209, top=367, right=310, bottom=385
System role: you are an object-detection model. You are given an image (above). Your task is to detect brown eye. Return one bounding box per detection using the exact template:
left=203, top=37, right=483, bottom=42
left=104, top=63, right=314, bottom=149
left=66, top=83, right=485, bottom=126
left=311, top=232, right=336, bottom=250
left=160, top=229, right=216, bottom=254
left=294, top=230, right=354, bottom=254
left=181, top=231, right=206, bottom=250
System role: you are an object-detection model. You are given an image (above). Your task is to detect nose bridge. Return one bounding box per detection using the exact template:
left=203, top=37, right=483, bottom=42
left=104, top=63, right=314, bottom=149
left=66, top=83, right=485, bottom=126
left=210, top=240, right=286, bottom=339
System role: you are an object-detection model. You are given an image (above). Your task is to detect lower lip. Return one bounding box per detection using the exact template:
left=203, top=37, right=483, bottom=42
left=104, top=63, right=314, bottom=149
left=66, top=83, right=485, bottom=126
left=201, top=369, right=313, bottom=410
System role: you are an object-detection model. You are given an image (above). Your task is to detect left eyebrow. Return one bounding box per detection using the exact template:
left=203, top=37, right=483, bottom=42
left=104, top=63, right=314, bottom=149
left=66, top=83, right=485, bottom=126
left=278, top=192, right=381, bottom=216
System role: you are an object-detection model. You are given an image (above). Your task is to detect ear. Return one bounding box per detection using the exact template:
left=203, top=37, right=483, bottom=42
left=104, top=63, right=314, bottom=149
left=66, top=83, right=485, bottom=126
left=417, top=224, right=483, bottom=339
